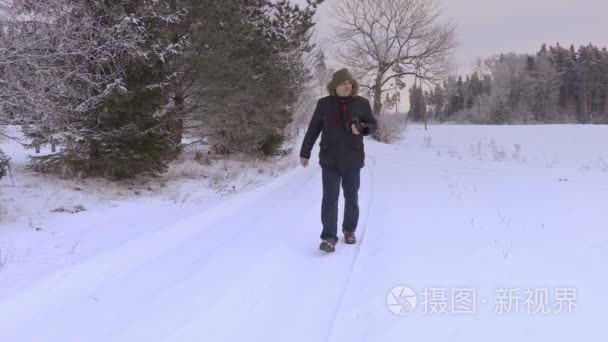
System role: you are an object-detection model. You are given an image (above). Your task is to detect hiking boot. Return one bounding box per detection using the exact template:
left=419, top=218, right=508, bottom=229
left=343, top=231, right=356, bottom=244
left=319, top=239, right=336, bottom=252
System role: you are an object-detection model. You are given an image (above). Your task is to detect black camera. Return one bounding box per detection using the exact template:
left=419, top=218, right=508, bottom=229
left=351, top=119, right=370, bottom=135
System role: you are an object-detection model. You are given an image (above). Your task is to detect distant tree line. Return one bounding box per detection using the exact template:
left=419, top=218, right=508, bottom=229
left=408, top=43, right=608, bottom=124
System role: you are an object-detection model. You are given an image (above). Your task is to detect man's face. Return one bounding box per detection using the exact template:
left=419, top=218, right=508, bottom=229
left=336, top=80, right=353, bottom=97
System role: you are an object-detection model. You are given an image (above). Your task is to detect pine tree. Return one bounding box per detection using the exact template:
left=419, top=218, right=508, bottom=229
left=428, top=84, right=445, bottom=122
left=186, top=0, right=323, bottom=156
left=577, top=45, right=592, bottom=122
left=15, top=0, right=185, bottom=179
left=601, top=48, right=608, bottom=122
left=452, top=76, right=465, bottom=112
left=552, top=44, right=569, bottom=110
left=0, top=150, right=9, bottom=181
left=491, top=99, right=510, bottom=124
left=470, top=72, right=482, bottom=98
left=408, top=85, right=426, bottom=121
left=562, top=45, right=579, bottom=116
left=444, top=77, right=459, bottom=118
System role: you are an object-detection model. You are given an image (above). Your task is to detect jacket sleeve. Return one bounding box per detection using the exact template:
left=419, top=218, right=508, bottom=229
left=299, top=99, right=324, bottom=159
left=359, top=98, right=378, bottom=136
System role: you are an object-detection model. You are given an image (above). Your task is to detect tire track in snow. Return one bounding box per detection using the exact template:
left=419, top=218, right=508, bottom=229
left=0, top=167, right=324, bottom=342
left=162, top=158, right=378, bottom=342
left=122, top=167, right=335, bottom=342
left=324, top=155, right=377, bottom=342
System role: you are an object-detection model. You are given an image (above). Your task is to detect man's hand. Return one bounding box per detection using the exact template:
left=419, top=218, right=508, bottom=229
left=300, top=157, right=309, bottom=167
left=351, top=122, right=361, bottom=135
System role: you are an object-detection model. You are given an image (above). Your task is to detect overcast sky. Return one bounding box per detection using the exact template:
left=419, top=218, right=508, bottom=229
left=313, top=0, right=608, bottom=74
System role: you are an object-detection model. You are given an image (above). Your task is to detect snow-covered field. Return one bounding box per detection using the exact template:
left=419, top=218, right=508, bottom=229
left=0, top=124, right=606, bottom=341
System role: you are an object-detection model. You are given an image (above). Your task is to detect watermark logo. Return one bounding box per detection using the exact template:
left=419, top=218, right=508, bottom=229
left=387, top=285, right=578, bottom=316
left=387, top=285, right=417, bottom=315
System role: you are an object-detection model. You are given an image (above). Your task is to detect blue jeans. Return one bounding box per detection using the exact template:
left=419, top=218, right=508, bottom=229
left=320, top=166, right=360, bottom=243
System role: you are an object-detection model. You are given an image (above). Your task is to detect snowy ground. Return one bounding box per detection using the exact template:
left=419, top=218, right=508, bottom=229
left=0, top=124, right=606, bottom=341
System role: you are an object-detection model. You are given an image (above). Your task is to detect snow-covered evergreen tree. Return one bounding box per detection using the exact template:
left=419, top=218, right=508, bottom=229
left=1, top=0, right=185, bottom=178
left=0, top=150, right=9, bottom=180
left=408, top=85, right=426, bottom=121
left=182, top=0, right=323, bottom=156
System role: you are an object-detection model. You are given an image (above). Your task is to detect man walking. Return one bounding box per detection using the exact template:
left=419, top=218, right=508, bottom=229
left=299, top=68, right=378, bottom=252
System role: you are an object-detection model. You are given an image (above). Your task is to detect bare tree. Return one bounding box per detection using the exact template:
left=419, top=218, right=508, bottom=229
left=333, top=0, right=457, bottom=116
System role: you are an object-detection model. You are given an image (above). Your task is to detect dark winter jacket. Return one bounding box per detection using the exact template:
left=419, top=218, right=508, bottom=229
left=299, top=95, right=377, bottom=169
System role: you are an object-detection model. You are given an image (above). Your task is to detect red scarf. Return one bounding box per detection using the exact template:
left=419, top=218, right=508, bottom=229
left=332, top=97, right=352, bottom=124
